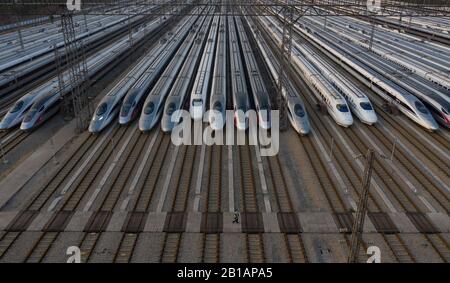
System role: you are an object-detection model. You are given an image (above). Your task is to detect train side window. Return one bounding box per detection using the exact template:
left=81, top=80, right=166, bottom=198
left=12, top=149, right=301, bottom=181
left=166, top=103, right=176, bottom=115
left=360, top=102, right=373, bottom=110
left=144, top=102, right=155, bottom=115
left=39, top=105, right=45, bottom=112
left=213, top=102, right=222, bottom=112
left=294, top=104, right=305, bottom=117
left=336, top=104, right=349, bottom=112
left=96, top=103, right=107, bottom=116
left=10, top=100, right=24, bottom=113
left=414, top=101, right=429, bottom=114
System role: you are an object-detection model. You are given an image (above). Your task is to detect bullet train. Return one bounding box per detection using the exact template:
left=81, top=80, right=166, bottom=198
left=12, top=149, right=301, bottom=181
left=161, top=16, right=214, bottom=132
left=189, top=17, right=219, bottom=121
left=88, top=19, right=173, bottom=133
left=290, top=17, right=439, bottom=131
left=209, top=17, right=227, bottom=130
left=20, top=93, right=61, bottom=131
left=246, top=15, right=310, bottom=135
left=229, top=16, right=250, bottom=131
left=419, top=92, right=450, bottom=128
left=297, top=44, right=377, bottom=125
left=139, top=16, right=208, bottom=132
left=119, top=16, right=196, bottom=125
left=89, top=17, right=193, bottom=133
left=264, top=17, right=353, bottom=127
left=235, top=16, right=272, bottom=130
left=0, top=90, right=45, bottom=130
left=0, top=17, right=165, bottom=131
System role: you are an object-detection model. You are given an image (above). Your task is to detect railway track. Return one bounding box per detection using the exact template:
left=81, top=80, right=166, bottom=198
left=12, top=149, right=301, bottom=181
left=0, top=129, right=29, bottom=157
left=253, top=13, right=450, bottom=262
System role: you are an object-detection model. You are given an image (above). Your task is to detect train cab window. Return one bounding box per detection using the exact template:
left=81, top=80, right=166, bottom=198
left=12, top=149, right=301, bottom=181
left=414, top=101, right=429, bottom=114
left=23, top=110, right=36, bottom=123
left=294, top=104, right=305, bottom=117
left=359, top=102, right=373, bottom=111
left=213, top=102, right=222, bottom=112
left=336, top=104, right=349, bottom=112
left=144, top=102, right=155, bottom=115
left=166, top=103, right=176, bottom=115
left=10, top=100, right=24, bottom=113
left=122, top=102, right=132, bottom=116
left=192, top=99, right=202, bottom=107
left=96, top=103, right=107, bottom=116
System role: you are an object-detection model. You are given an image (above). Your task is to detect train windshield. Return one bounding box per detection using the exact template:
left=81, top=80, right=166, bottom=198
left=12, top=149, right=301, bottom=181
left=96, top=103, right=107, bottom=116
left=414, top=101, right=429, bottom=114
left=192, top=99, right=202, bottom=107
left=359, top=102, right=373, bottom=110
left=213, top=102, right=222, bottom=112
left=294, top=104, right=305, bottom=117
left=166, top=103, right=176, bottom=115
left=121, top=102, right=131, bottom=116
left=144, top=102, right=155, bottom=115
left=11, top=100, right=24, bottom=113
left=23, top=109, right=37, bottom=123
left=336, top=104, right=349, bottom=112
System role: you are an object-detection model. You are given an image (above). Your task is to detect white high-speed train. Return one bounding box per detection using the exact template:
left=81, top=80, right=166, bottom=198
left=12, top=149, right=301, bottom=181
left=264, top=17, right=353, bottom=127
left=189, top=16, right=220, bottom=121
left=235, top=16, right=272, bottom=130
left=139, top=15, right=209, bottom=132
left=229, top=16, right=250, bottom=131
left=208, top=17, right=227, bottom=130
left=161, top=15, right=215, bottom=132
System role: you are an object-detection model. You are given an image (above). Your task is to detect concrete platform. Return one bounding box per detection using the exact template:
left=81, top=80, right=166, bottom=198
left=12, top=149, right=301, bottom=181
left=27, top=212, right=54, bottom=231
left=177, top=233, right=203, bottom=262
left=143, top=212, right=167, bottom=232
left=0, top=211, right=19, bottom=230
left=130, top=233, right=165, bottom=263
left=0, top=120, right=77, bottom=210
left=298, top=212, right=338, bottom=233
left=88, top=232, right=122, bottom=263
left=185, top=212, right=202, bottom=233
left=105, top=211, right=128, bottom=232
left=262, top=213, right=281, bottom=233
left=388, top=213, right=418, bottom=233
left=427, top=213, right=450, bottom=233
left=65, top=211, right=94, bottom=232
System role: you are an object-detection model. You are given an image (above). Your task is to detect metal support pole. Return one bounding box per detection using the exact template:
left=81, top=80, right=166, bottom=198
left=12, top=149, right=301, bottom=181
left=329, top=137, right=334, bottom=161
left=83, top=13, right=88, bottom=31
left=50, top=136, right=59, bottom=165
left=348, top=149, right=375, bottom=263
left=390, top=138, right=397, bottom=161
left=0, top=141, right=8, bottom=165
left=369, top=17, right=375, bottom=51
left=17, top=24, right=24, bottom=50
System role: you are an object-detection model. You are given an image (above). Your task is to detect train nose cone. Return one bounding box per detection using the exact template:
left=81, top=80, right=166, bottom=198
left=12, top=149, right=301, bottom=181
left=366, top=113, right=378, bottom=125
left=139, top=115, right=158, bottom=132
left=427, top=119, right=439, bottom=131
left=341, top=115, right=353, bottom=127
left=0, top=115, right=14, bottom=130
left=20, top=121, right=33, bottom=131
left=119, top=114, right=131, bottom=125
left=89, top=118, right=103, bottom=133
